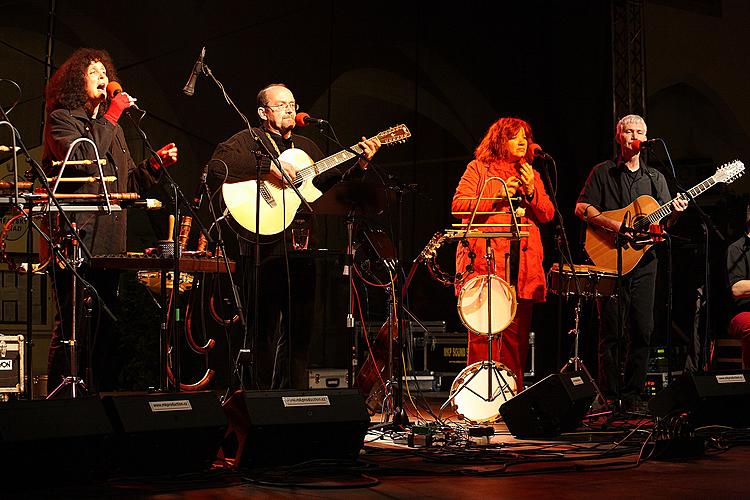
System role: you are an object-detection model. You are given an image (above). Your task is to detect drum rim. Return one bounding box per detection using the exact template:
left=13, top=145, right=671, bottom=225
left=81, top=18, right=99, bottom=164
left=457, top=274, right=517, bottom=335
left=449, top=360, right=517, bottom=423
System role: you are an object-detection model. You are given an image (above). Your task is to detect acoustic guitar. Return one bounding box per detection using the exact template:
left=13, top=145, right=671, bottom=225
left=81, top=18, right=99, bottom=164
left=222, top=124, right=411, bottom=235
left=585, top=159, right=744, bottom=274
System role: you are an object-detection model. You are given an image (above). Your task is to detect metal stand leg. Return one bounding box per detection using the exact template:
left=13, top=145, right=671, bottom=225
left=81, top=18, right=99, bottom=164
left=47, top=224, right=88, bottom=399
left=560, top=297, right=609, bottom=416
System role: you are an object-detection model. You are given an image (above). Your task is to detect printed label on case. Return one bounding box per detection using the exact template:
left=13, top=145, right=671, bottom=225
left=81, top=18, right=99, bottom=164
left=570, top=376, right=584, bottom=386
left=148, top=400, right=193, bottom=412
left=282, top=395, right=331, bottom=407
left=716, top=374, right=746, bottom=384
left=0, top=359, right=12, bottom=370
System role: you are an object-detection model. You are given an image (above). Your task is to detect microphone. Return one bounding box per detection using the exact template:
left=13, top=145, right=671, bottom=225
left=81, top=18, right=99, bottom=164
left=631, top=138, right=660, bottom=152
left=295, top=112, right=328, bottom=127
left=529, top=143, right=551, bottom=159
left=182, top=47, right=205, bottom=96
left=106, top=81, right=141, bottom=111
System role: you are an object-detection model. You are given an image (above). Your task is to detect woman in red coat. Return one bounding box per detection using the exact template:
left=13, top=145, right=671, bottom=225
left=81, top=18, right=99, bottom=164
left=452, top=117, right=554, bottom=390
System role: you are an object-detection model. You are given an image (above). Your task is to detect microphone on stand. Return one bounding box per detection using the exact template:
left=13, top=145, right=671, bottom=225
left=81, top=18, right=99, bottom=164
left=631, top=138, right=660, bottom=152
left=106, top=82, right=142, bottom=111
left=529, top=143, right=551, bottom=159
left=182, top=47, right=206, bottom=97
left=295, top=112, right=328, bottom=127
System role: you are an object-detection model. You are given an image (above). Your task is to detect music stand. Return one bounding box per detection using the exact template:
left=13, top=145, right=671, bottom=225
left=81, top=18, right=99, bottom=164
left=310, top=181, right=392, bottom=392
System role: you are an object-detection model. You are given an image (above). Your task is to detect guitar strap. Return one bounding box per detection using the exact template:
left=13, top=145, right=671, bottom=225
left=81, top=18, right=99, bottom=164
left=259, top=127, right=294, bottom=158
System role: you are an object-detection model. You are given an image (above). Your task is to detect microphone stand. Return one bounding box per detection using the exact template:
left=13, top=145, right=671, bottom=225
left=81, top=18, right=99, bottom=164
left=316, top=123, right=415, bottom=423
left=615, top=211, right=629, bottom=411
left=651, top=142, right=724, bottom=374
left=535, top=156, right=608, bottom=410
left=199, top=64, right=311, bottom=390
left=125, top=109, right=215, bottom=391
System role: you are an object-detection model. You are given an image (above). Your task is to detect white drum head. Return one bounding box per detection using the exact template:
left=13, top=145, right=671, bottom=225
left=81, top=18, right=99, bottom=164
left=449, top=361, right=517, bottom=423
left=458, top=274, right=516, bottom=335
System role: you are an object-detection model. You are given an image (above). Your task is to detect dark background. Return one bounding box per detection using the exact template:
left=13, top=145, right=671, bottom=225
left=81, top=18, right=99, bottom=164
left=2, top=0, right=748, bottom=389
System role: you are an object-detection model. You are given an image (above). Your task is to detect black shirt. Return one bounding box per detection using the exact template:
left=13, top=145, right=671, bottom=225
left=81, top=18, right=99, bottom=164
left=577, top=157, right=672, bottom=213
left=727, top=235, right=750, bottom=312
left=207, top=126, right=358, bottom=256
left=207, top=127, right=325, bottom=188
left=43, top=107, right=161, bottom=255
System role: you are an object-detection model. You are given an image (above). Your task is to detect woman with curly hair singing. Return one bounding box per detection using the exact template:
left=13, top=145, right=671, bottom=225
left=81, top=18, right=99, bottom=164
left=452, top=117, right=554, bottom=393
left=43, top=48, right=179, bottom=395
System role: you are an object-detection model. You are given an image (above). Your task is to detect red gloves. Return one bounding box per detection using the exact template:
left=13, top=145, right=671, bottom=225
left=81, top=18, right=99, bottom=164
left=150, top=143, right=178, bottom=170
left=103, top=93, right=131, bottom=124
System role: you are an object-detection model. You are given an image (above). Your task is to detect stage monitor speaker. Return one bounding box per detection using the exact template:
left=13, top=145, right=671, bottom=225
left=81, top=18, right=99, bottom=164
left=0, top=397, right=113, bottom=481
left=222, top=388, right=370, bottom=467
left=648, top=371, right=750, bottom=427
left=499, top=371, right=596, bottom=438
left=100, top=391, right=227, bottom=473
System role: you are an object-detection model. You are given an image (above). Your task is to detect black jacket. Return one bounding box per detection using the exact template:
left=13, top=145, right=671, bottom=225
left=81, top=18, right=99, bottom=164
left=42, top=107, right=161, bottom=255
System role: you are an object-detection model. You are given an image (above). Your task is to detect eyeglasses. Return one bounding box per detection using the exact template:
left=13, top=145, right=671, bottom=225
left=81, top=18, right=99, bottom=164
left=265, top=102, right=298, bottom=112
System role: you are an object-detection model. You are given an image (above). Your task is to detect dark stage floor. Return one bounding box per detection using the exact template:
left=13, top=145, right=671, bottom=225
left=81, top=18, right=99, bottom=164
left=11, top=391, right=750, bottom=499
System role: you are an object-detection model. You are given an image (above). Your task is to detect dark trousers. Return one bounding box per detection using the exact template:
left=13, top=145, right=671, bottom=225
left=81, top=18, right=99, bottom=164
left=47, top=267, right=121, bottom=394
left=239, top=255, right=291, bottom=390
left=597, top=254, right=657, bottom=402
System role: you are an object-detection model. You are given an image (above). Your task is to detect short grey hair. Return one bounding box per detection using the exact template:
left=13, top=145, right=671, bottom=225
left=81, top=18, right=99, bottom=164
left=616, top=114, right=647, bottom=137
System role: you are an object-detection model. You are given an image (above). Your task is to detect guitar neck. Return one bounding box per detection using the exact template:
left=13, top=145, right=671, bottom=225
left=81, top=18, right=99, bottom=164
left=297, top=143, right=366, bottom=182
left=641, top=175, right=717, bottom=227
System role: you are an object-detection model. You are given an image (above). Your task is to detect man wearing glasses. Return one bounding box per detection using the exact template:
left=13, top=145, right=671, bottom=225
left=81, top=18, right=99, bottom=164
left=207, top=83, right=381, bottom=390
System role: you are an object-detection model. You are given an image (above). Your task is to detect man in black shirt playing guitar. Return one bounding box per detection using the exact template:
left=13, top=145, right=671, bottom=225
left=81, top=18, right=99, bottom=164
left=575, top=114, right=688, bottom=413
left=206, top=83, right=381, bottom=390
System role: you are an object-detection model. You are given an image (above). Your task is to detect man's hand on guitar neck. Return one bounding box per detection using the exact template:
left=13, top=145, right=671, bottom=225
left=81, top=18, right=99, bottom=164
left=666, top=192, right=689, bottom=226
left=357, top=136, right=382, bottom=170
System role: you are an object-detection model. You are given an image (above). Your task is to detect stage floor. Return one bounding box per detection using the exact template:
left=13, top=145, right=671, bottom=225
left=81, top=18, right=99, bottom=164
left=17, top=393, right=750, bottom=498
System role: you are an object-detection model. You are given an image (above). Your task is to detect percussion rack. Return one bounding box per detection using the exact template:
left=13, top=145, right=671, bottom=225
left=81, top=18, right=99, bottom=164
left=439, top=177, right=527, bottom=422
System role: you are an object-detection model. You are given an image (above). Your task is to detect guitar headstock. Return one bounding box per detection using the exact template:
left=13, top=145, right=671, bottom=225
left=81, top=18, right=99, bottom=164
left=417, top=231, right=446, bottom=262
left=714, top=159, right=745, bottom=184
left=375, top=124, right=412, bottom=146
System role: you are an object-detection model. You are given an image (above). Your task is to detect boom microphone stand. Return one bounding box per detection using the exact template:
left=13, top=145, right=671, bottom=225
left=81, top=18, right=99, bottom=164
left=647, top=141, right=724, bottom=375
left=125, top=108, right=211, bottom=391
left=535, top=153, right=609, bottom=410
left=315, top=124, right=413, bottom=424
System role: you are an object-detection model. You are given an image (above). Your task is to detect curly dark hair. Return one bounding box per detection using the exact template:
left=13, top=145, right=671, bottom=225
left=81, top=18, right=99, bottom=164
left=45, top=47, right=119, bottom=116
left=475, top=117, right=534, bottom=164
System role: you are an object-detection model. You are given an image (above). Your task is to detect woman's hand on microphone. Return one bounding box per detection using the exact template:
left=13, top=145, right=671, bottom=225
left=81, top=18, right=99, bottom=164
left=103, top=92, right=132, bottom=124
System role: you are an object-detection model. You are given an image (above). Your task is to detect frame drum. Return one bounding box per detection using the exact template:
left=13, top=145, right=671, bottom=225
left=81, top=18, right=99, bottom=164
left=458, top=274, right=516, bottom=335
left=449, top=361, right=517, bottom=423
